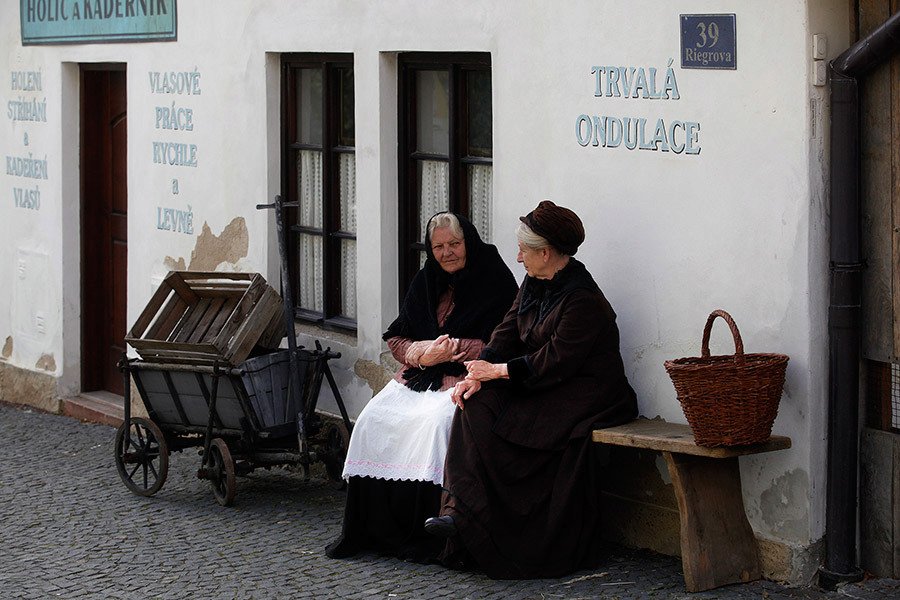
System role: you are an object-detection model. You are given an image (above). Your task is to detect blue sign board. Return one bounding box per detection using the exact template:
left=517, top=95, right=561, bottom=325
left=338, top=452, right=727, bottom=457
left=20, top=0, right=177, bottom=45
left=680, top=14, right=736, bottom=70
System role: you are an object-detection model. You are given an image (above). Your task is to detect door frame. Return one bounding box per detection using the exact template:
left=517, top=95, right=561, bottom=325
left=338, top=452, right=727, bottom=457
left=78, top=62, right=127, bottom=396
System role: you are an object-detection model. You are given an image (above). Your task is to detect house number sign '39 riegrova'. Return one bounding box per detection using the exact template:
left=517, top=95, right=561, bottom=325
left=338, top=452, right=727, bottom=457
left=573, top=14, right=737, bottom=157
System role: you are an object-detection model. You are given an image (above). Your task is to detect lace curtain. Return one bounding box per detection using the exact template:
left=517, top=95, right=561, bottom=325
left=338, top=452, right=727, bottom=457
left=339, top=153, right=357, bottom=320
left=418, top=160, right=450, bottom=243
left=297, top=150, right=323, bottom=312
left=415, top=161, right=492, bottom=266
left=417, top=160, right=450, bottom=267
left=468, top=164, right=492, bottom=242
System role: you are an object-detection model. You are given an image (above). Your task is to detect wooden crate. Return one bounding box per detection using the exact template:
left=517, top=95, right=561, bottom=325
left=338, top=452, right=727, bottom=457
left=126, top=271, right=284, bottom=367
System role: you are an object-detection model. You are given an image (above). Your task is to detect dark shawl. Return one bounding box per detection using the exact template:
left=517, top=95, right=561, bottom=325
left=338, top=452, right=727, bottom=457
left=517, top=258, right=600, bottom=326
left=383, top=213, right=518, bottom=391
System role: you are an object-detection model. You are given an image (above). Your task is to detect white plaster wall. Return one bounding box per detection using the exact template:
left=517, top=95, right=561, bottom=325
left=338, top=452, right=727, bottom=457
left=803, top=0, right=851, bottom=558
left=0, top=0, right=849, bottom=554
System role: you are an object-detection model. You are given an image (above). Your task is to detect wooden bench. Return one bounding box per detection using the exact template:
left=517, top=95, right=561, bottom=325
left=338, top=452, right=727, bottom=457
left=592, top=419, right=791, bottom=593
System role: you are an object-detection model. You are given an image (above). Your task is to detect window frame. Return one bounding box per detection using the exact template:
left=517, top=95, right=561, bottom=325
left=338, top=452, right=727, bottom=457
left=281, top=53, right=356, bottom=331
left=397, top=52, right=493, bottom=299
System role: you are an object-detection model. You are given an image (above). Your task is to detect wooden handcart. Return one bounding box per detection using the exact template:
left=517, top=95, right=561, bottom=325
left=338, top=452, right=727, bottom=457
left=115, top=344, right=352, bottom=506
left=114, top=269, right=353, bottom=506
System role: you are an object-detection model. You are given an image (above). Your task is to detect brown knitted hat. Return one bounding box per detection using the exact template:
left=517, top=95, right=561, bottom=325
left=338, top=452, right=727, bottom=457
left=519, top=200, right=585, bottom=255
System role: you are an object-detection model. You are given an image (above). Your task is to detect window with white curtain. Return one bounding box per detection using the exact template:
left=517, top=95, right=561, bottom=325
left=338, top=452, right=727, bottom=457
left=398, top=54, right=493, bottom=297
left=282, top=55, right=356, bottom=329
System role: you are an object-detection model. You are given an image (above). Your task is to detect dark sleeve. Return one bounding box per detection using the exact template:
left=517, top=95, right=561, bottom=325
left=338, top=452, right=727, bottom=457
left=506, top=290, right=609, bottom=389
left=478, top=289, right=524, bottom=362
left=383, top=269, right=426, bottom=340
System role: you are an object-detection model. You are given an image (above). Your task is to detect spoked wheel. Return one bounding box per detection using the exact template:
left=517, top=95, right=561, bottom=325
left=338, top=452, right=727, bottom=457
left=114, top=417, right=169, bottom=496
left=322, top=423, right=351, bottom=489
left=206, top=438, right=236, bottom=506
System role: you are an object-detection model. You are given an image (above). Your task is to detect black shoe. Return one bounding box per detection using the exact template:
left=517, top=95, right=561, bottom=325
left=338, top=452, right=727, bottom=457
left=424, top=515, right=457, bottom=538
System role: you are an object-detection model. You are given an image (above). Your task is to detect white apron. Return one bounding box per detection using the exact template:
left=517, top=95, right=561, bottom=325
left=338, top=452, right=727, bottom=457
left=342, top=379, right=457, bottom=485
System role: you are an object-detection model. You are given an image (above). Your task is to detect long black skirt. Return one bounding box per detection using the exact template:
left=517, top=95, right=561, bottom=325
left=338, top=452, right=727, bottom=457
left=437, top=389, right=607, bottom=579
left=325, top=475, right=445, bottom=562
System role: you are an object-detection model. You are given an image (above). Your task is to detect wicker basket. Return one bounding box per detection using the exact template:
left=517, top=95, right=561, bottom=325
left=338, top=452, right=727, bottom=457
left=664, top=310, right=789, bottom=447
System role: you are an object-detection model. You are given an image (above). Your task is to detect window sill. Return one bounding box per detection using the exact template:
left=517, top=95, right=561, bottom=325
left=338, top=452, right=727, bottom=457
left=294, top=320, right=358, bottom=348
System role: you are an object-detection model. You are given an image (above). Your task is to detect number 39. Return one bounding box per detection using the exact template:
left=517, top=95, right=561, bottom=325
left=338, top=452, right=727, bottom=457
left=696, top=22, right=720, bottom=48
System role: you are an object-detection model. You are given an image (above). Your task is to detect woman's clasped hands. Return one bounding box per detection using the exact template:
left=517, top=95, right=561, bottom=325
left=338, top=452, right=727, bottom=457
left=405, top=334, right=464, bottom=368
left=450, top=360, right=509, bottom=410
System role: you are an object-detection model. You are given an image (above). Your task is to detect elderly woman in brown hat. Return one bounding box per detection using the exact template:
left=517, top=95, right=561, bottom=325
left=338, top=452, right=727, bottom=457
left=424, top=200, right=638, bottom=579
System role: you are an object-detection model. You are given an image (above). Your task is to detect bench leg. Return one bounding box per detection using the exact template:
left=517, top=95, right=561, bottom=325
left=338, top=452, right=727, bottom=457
left=663, top=452, right=761, bottom=592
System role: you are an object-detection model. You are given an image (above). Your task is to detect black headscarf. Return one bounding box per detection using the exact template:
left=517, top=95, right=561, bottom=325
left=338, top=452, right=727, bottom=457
left=384, top=212, right=518, bottom=391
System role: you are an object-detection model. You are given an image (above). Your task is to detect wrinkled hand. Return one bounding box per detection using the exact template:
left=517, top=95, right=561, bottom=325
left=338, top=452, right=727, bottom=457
left=404, top=340, right=431, bottom=367
left=419, top=334, right=463, bottom=367
left=450, top=378, right=482, bottom=409
left=464, top=359, right=505, bottom=382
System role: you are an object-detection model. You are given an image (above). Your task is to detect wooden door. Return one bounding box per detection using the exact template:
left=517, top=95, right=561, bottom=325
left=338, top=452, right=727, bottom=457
left=81, top=67, right=127, bottom=396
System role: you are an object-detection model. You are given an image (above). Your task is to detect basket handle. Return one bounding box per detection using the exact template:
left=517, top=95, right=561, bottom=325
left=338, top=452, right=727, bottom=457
left=701, top=309, right=744, bottom=364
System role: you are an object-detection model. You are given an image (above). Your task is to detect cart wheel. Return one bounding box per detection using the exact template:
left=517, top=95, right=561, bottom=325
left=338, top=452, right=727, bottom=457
left=207, top=438, right=236, bottom=507
left=114, top=417, right=169, bottom=497
left=323, top=423, right=351, bottom=489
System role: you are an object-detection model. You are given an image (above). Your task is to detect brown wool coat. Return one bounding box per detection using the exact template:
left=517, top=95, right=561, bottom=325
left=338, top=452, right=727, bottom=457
left=439, top=275, right=639, bottom=579
left=484, top=284, right=638, bottom=449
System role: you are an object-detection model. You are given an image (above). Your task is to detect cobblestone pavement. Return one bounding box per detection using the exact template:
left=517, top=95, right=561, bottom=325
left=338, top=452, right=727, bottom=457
left=1, top=402, right=898, bottom=600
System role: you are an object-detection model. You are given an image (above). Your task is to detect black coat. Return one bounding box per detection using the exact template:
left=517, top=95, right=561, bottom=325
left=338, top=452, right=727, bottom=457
left=482, top=258, right=638, bottom=449
left=439, top=258, right=638, bottom=578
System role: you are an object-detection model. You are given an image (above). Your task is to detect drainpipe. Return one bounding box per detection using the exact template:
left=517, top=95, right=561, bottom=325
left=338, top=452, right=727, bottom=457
left=820, top=10, right=900, bottom=590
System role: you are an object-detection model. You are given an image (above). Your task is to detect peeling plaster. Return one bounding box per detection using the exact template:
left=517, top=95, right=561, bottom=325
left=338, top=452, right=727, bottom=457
left=1, top=336, right=11, bottom=359
left=188, top=218, right=249, bottom=271
left=757, top=536, right=823, bottom=585
left=759, top=468, right=810, bottom=542
left=160, top=217, right=249, bottom=274
left=353, top=358, right=394, bottom=396
left=34, top=354, right=56, bottom=372
left=163, top=256, right=186, bottom=271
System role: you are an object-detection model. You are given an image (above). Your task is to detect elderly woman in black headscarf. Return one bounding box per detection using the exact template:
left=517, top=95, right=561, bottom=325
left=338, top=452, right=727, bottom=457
left=326, top=212, right=517, bottom=562
left=423, top=201, right=639, bottom=578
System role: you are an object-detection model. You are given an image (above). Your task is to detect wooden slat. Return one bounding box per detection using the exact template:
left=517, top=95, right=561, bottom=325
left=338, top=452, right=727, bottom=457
left=861, top=29, right=894, bottom=363
left=127, top=283, right=173, bottom=338
left=173, top=298, right=212, bottom=343
left=142, top=295, right=189, bottom=341
left=163, top=271, right=199, bottom=304
left=204, top=297, right=239, bottom=345
left=258, top=303, right=286, bottom=348
left=224, top=288, right=282, bottom=365
left=128, top=339, right=220, bottom=353
left=190, top=279, right=250, bottom=290
left=860, top=428, right=897, bottom=576
left=130, top=362, right=242, bottom=375
left=592, top=419, right=791, bottom=458
left=190, top=281, right=250, bottom=290
left=188, top=297, right=226, bottom=343
left=133, top=354, right=222, bottom=367
left=893, top=0, right=900, bottom=362
left=894, top=433, right=900, bottom=575
left=269, top=352, right=286, bottom=425
left=194, top=288, right=247, bottom=298
left=180, top=271, right=253, bottom=282
left=212, top=279, right=266, bottom=350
